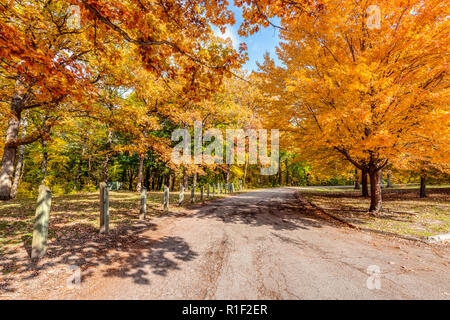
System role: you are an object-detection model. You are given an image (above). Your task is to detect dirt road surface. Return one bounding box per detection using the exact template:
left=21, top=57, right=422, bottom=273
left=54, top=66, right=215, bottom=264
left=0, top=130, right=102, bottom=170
left=1, top=188, right=449, bottom=299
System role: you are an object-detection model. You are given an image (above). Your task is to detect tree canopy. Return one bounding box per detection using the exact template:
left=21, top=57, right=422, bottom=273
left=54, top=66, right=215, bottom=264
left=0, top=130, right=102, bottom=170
left=0, top=0, right=448, bottom=213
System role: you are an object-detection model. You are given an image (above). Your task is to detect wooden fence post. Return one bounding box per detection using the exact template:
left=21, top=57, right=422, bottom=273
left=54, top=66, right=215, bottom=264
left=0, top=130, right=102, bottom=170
left=31, top=185, right=52, bottom=260
left=139, top=188, right=147, bottom=220
left=164, top=185, right=169, bottom=211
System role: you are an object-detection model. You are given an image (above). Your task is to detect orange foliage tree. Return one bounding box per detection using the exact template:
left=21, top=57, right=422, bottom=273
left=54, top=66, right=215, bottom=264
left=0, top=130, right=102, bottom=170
left=254, top=0, right=449, bottom=212
left=0, top=0, right=245, bottom=199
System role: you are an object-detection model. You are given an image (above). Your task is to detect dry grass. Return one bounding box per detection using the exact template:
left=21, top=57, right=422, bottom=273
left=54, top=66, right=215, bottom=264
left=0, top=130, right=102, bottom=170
left=300, top=186, right=450, bottom=238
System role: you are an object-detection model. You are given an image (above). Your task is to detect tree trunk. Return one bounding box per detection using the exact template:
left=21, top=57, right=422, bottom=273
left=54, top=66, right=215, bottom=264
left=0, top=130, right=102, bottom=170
left=183, top=168, right=188, bottom=189
left=379, top=169, right=383, bottom=188
left=41, top=140, right=48, bottom=182
left=361, top=169, right=369, bottom=197
left=136, top=153, right=145, bottom=192
left=243, top=160, right=248, bottom=187
left=74, top=133, right=88, bottom=191
left=102, top=154, right=109, bottom=183
left=168, top=173, right=174, bottom=191
left=278, top=157, right=282, bottom=185
left=151, top=172, right=156, bottom=191
left=285, top=159, right=289, bottom=186
left=0, top=98, right=23, bottom=200
left=10, top=115, right=29, bottom=199
left=87, top=155, right=92, bottom=188
left=192, top=173, right=197, bottom=190
left=226, top=164, right=231, bottom=187
left=144, top=167, right=151, bottom=189
left=420, top=175, right=426, bottom=198
left=159, top=176, right=163, bottom=190
left=387, top=170, right=393, bottom=188
left=158, top=176, right=164, bottom=191
left=128, top=170, right=134, bottom=190
left=102, top=129, right=113, bottom=183
left=354, top=169, right=361, bottom=190
left=369, top=169, right=382, bottom=213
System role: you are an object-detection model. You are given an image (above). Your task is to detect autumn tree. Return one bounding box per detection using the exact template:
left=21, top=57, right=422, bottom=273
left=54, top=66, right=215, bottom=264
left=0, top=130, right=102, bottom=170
left=255, top=0, right=449, bottom=212
left=0, top=1, right=102, bottom=199
left=0, top=0, right=247, bottom=199
left=393, top=107, right=450, bottom=198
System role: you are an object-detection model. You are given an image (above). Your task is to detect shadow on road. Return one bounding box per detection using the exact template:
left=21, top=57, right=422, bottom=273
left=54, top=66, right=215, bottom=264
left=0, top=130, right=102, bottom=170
left=0, top=219, right=197, bottom=293
left=187, top=188, right=331, bottom=231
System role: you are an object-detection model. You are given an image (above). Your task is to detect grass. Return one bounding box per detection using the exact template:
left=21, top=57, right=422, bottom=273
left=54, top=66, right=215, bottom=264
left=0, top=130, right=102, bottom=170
left=0, top=189, right=228, bottom=254
left=299, top=185, right=450, bottom=238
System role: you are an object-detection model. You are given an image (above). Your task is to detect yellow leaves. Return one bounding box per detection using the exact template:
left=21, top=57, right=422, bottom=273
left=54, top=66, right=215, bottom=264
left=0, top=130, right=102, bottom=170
left=230, top=165, right=244, bottom=178
left=254, top=0, right=448, bottom=173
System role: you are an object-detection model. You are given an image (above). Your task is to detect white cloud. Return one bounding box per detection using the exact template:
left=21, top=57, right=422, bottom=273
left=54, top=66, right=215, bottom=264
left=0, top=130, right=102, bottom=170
left=214, top=26, right=238, bottom=49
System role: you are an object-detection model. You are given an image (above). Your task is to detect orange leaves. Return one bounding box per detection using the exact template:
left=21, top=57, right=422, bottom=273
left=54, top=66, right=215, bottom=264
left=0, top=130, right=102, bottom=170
left=0, top=1, right=101, bottom=108
left=255, top=0, right=449, bottom=173
left=77, top=0, right=243, bottom=80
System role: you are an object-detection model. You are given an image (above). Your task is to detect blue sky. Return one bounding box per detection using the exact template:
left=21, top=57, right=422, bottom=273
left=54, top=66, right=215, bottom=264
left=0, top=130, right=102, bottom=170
left=214, top=5, right=282, bottom=72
